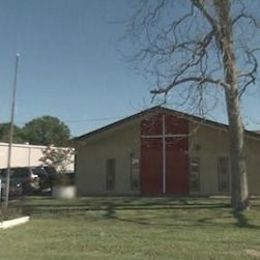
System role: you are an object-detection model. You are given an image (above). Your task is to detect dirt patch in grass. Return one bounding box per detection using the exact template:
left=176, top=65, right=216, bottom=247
left=245, top=249, right=260, bottom=257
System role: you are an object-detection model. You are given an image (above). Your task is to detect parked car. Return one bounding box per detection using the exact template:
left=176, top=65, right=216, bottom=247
left=0, top=167, right=40, bottom=196
left=0, top=176, right=23, bottom=198
left=32, top=166, right=58, bottom=193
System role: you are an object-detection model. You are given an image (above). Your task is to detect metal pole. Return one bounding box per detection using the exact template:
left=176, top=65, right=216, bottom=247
left=5, top=53, right=20, bottom=208
left=0, top=179, right=2, bottom=202
left=162, top=114, right=166, bottom=194
left=28, top=145, right=31, bottom=167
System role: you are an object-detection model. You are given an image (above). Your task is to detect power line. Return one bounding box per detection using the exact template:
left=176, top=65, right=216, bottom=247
left=63, top=115, right=127, bottom=124
left=13, top=114, right=128, bottom=125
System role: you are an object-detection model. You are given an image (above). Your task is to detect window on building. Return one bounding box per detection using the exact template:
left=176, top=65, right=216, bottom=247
left=130, top=153, right=139, bottom=191
left=218, top=157, right=230, bottom=192
left=190, top=157, right=200, bottom=192
left=106, top=159, right=115, bottom=191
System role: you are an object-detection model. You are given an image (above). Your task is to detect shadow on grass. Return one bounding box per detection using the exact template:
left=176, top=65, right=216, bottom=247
left=102, top=208, right=260, bottom=230
left=15, top=196, right=260, bottom=230
left=20, top=197, right=230, bottom=217
left=232, top=210, right=259, bottom=229
left=100, top=200, right=260, bottom=230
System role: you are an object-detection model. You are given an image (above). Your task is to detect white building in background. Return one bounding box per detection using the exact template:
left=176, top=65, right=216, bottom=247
left=0, top=142, right=74, bottom=172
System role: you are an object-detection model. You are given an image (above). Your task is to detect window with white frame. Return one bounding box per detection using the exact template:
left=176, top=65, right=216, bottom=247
left=106, top=158, right=115, bottom=191
left=218, top=157, right=230, bottom=193
left=190, top=157, right=200, bottom=192
left=130, top=153, right=139, bottom=191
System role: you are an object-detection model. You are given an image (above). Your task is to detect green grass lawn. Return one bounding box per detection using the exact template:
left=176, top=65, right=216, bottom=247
left=0, top=197, right=260, bottom=260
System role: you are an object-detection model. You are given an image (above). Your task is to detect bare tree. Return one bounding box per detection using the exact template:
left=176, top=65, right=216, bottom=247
left=126, top=0, right=260, bottom=211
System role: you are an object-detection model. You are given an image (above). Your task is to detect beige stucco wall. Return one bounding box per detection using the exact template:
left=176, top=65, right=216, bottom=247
left=76, top=121, right=140, bottom=195
left=245, top=138, right=260, bottom=195
left=189, top=122, right=260, bottom=195
left=0, top=143, right=74, bottom=172
left=76, top=117, right=260, bottom=196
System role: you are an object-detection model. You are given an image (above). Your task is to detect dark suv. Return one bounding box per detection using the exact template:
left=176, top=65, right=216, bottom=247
left=0, top=167, right=40, bottom=196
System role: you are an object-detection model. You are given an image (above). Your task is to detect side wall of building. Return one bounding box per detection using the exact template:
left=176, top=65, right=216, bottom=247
left=76, top=122, right=141, bottom=195
left=0, top=143, right=74, bottom=172
left=189, top=123, right=260, bottom=195
left=245, top=138, right=260, bottom=195
left=76, top=118, right=260, bottom=196
left=0, top=144, right=45, bottom=169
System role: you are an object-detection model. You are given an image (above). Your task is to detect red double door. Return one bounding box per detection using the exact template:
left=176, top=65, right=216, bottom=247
left=140, top=113, right=189, bottom=195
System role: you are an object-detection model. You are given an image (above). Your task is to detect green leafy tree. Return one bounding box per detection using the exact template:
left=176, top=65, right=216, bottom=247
left=40, top=146, right=75, bottom=186
left=23, top=116, right=70, bottom=146
left=40, top=145, right=74, bottom=173
left=0, top=123, right=25, bottom=144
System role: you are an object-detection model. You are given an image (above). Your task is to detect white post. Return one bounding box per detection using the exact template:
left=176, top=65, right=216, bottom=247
left=162, top=114, right=166, bottom=194
left=28, top=146, right=31, bottom=167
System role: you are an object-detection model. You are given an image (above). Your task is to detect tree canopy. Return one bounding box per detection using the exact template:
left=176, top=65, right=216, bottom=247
left=23, top=116, right=71, bottom=146
left=40, top=146, right=74, bottom=173
left=0, top=123, right=25, bottom=144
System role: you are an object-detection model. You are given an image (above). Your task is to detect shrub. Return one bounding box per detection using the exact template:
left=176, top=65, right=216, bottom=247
left=53, top=173, right=75, bottom=187
left=0, top=207, right=23, bottom=221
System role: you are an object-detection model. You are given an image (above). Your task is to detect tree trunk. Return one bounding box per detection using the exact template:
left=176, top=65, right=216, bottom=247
left=225, top=89, right=249, bottom=210
left=215, top=0, right=249, bottom=211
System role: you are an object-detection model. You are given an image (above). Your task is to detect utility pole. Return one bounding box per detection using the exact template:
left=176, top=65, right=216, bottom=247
left=5, top=53, right=20, bottom=208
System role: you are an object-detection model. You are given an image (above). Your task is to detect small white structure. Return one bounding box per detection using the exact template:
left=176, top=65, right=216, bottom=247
left=0, top=216, right=30, bottom=229
left=0, top=142, right=74, bottom=172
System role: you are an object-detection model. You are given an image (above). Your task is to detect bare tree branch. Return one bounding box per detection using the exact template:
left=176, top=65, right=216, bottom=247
left=233, top=12, right=260, bottom=27
left=150, top=76, right=229, bottom=95
left=191, top=0, right=218, bottom=30
left=237, top=48, right=259, bottom=97
left=125, top=0, right=260, bottom=211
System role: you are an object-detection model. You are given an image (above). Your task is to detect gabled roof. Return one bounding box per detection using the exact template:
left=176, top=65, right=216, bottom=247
left=74, top=106, right=260, bottom=141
